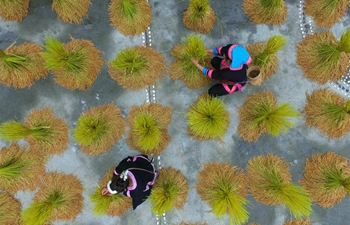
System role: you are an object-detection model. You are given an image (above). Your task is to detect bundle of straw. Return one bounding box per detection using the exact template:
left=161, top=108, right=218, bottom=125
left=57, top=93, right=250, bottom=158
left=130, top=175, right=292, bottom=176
left=149, top=167, right=188, bottom=215
left=170, top=35, right=211, bottom=89
left=196, top=162, right=250, bottom=225
left=299, top=151, right=350, bottom=208
left=127, top=103, right=172, bottom=155
left=283, top=218, right=312, bottom=225
left=74, top=104, right=126, bottom=155
left=109, top=46, right=165, bottom=90
left=52, top=0, right=91, bottom=24
left=0, top=192, right=21, bottom=224
left=243, top=0, right=287, bottom=25
left=303, top=88, right=350, bottom=139
left=90, top=167, right=132, bottom=216
left=297, top=30, right=350, bottom=85
left=0, top=43, right=48, bottom=88
left=183, top=0, right=216, bottom=34
left=109, top=0, right=151, bottom=36
left=0, top=143, right=45, bottom=193
left=187, top=93, right=229, bottom=141
left=0, top=0, right=29, bottom=21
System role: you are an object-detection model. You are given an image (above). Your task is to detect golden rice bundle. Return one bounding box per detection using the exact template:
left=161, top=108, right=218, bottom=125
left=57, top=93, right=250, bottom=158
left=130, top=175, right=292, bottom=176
left=183, top=0, right=216, bottom=34
left=170, top=35, right=211, bottom=89
left=108, top=0, right=151, bottom=36
left=0, top=192, right=21, bottom=224
left=283, top=218, right=312, bottom=225
left=52, top=0, right=91, bottom=24
left=25, top=107, right=69, bottom=156
left=127, top=103, right=172, bottom=156
left=90, top=167, right=132, bottom=216
left=304, top=0, right=349, bottom=28
left=73, top=104, right=126, bottom=155
left=43, top=37, right=103, bottom=91
left=187, top=93, right=230, bottom=141
left=247, top=154, right=312, bottom=218
left=0, top=43, right=48, bottom=88
left=0, top=0, right=29, bottom=21
left=21, top=173, right=84, bottom=224
left=108, top=46, right=165, bottom=90
left=196, top=162, right=249, bottom=225
left=299, top=152, right=350, bottom=208
left=149, top=167, right=188, bottom=215
left=243, top=0, right=287, bottom=25
left=303, top=89, right=350, bottom=139
left=296, top=31, right=349, bottom=85
left=0, top=143, right=45, bottom=193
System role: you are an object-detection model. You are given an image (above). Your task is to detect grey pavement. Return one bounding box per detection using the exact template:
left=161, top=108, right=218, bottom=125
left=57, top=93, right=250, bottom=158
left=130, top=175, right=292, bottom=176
left=1, top=0, right=350, bottom=225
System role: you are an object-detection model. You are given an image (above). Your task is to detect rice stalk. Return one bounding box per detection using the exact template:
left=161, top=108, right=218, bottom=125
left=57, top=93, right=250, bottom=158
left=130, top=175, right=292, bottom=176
left=73, top=104, right=126, bottom=155
left=238, top=90, right=298, bottom=142
left=296, top=31, right=349, bottom=84
left=304, top=0, right=349, bottom=28
left=52, top=0, right=91, bottom=24
left=299, top=151, right=350, bottom=208
left=149, top=167, right=188, bottom=215
left=109, top=0, right=151, bottom=36
left=196, top=163, right=249, bottom=225
left=0, top=43, right=48, bottom=88
left=23, top=107, right=69, bottom=156
left=127, top=103, right=172, bottom=155
left=303, top=89, right=350, bottom=138
left=246, top=36, right=286, bottom=83
left=337, top=29, right=350, bottom=53
left=0, top=0, right=29, bottom=21
left=21, top=172, right=84, bottom=224
left=183, top=0, right=216, bottom=34
left=43, top=36, right=103, bottom=91
left=243, top=0, right=287, bottom=25
left=187, top=93, right=229, bottom=140
left=109, top=46, right=165, bottom=90
left=170, top=35, right=211, bottom=89
left=0, top=192, right=21, bottom=224
left=0, top=143, right=45, bottom=193
left=247, top=154, right=312, bottom=217
left=90, top=167, right=132, bottom=216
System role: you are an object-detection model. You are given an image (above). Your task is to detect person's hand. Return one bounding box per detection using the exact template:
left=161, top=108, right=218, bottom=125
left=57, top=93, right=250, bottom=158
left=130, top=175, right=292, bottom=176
left=101, top=187, right=113, bottom=196
left=191, top=58, right=199, bottom=65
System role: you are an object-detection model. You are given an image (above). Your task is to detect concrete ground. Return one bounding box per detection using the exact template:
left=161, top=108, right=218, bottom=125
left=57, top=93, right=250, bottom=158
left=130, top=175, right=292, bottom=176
left=1, top=0, right=350, bottom=224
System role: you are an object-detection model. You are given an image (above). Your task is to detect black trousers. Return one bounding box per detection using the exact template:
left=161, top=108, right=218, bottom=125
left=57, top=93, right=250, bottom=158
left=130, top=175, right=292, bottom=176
left=208, top=57, right=238, bottom=97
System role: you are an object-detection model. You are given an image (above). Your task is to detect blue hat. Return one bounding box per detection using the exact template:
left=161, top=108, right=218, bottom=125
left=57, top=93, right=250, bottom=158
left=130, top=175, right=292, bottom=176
left=228, top=45, right=252, bottom=70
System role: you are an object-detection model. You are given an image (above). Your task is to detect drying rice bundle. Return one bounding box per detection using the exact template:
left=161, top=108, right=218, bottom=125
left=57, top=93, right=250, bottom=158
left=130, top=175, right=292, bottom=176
left=0, top=42, right=48, bottom=88
left=170, top=35, right=211, bottom=89
left=0, top=192, right=21, bottom=224
left=90, top=167, right=132, bottom=216
left=187, top=93, right=229, bottom=141
left=109, top=46, right=165, bottom=90
left=52, top=0, right=91, bottom=24
left=42, top=36, right=103, bottom=91
left=149, top=167, right=188, bottom=215
left=183, top=0, right=216, bottom=34
left=21, top=173, right=84, bottom=225
left=247, top=154, right=312, bottom=218
left=196, top=162, right=250, bottom=225
left=243, top=0, right=287, bottom=25
left=304, top=0, right=349, bottom=28
left=127, top=103, right=172, bottom=155
left=296, top=30, right=350, bottom=85
left=0, top=143, right=45, bottom=193
left=303, top=89, right=350, bottom=138
left=299, top=151, right=350, bottom=208
left=0, top=0, right=29, bottom=21
left=108, top=0, right=151, bottom=36
left=73, top=104, right=126, bottom=155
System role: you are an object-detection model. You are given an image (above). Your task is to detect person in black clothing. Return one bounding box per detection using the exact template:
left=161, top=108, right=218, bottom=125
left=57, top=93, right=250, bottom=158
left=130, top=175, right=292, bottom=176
left=191, top=44, right=252, bottom=97
left=101, top=155, right=158, bottom=210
